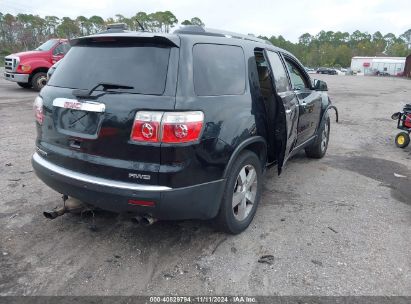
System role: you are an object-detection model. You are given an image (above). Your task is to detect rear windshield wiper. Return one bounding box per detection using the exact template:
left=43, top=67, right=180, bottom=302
left=72, top=82, right=135, bottom=99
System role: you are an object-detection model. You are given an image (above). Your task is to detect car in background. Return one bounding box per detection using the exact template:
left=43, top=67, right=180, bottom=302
left=375, top=70, right=391, bottom=76
left=332, top=69, right=345, bottom=75
left=4, top=39, right=70, bottom=91
left=305, top=67, right=316, bottom=74
left=317, top=67, right=337, bottom=75
left=346, top=68, right=357, bottom=75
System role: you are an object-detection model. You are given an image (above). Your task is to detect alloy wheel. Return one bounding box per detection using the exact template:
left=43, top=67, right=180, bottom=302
left=232, top=164, right=258, bottom=221
left=321, top=120, right=329, bottom=152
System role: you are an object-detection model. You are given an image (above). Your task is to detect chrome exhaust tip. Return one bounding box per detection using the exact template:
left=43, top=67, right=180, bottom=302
left=140, top=215, right=157, bottom=226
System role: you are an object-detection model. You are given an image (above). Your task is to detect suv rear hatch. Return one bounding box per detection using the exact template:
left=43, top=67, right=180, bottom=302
left=36, top=34, right=180, bottom=186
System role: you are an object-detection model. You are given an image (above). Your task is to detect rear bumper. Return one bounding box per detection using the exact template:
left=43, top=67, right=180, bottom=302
left=32, top=153, right=225, bottom=220
left=3, top=72, right=29, bottom=83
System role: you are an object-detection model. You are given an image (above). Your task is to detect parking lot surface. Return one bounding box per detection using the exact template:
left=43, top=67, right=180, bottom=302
left=0, top=72, right=410, bottom=295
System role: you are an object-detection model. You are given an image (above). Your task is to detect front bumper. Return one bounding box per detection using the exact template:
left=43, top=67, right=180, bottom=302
left=4, top=72, right=29, bottom=83
left=32, top=153, right=225, bottom=220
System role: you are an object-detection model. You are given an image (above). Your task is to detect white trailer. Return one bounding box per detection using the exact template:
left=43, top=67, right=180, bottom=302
left=351, top=56, right=406, bottom=76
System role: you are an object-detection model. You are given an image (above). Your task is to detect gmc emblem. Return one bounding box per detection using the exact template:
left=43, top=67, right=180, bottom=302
left=63, top=101, right=82, bottom=110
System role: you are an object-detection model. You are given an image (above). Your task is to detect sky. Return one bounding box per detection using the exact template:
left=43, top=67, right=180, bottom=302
left=1, top=0, right=411, bottom=42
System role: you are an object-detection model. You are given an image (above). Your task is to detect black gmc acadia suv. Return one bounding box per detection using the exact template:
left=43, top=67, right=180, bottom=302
left=32, top=25, right=334, bottom=234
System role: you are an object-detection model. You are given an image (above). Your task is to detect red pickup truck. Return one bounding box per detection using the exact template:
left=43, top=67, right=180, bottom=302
left=3, top=39, right=70, bottom=91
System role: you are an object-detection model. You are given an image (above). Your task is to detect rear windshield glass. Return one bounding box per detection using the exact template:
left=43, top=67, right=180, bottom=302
left=48, top=43, right=171, bottom=95
left=193, top=44, right=245, bottom=96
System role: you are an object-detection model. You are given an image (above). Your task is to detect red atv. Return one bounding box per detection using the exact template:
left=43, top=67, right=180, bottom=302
left=392, top=104, right=411, bottom=148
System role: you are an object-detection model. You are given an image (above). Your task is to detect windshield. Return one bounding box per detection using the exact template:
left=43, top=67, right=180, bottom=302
left=35, top=39, right=58, bottom=51
left=48, top=43, right=171, bottom=95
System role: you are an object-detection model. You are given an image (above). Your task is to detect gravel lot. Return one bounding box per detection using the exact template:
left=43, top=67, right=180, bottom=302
left=0, top=72, right=410, bottom=296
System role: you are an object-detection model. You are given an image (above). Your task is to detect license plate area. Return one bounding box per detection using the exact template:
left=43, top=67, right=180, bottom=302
left=57, top=108, right=101, bottom=134
left=53, top=98, right=105, bottom=139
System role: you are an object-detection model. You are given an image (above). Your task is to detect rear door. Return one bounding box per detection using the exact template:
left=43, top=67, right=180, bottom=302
left=282, top=56, right=322, bottom=145
left=263, top=50, right=299, bottom=172
left=38, top=36, right=179, bottom=185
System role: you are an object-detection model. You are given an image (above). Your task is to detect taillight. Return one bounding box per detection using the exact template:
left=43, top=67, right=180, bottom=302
left=33, top=96, right=44, bottom=125
left=130, top=111, right=163, bottom=142
left=162, top=112, right=204, bottom=143
left=130, top=111, right=204, bottom=143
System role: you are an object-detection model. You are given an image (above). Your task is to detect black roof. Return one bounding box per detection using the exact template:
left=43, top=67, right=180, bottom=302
left=73, top=24, right=273, bottom=46
left=173, top=25, right=273, bottom=46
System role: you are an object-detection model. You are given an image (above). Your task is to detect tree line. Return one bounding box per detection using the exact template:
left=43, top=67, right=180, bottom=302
left=1, top=11, right=410, bottom=68
left=260, top=29, right=411, bottom=67
left=0, top=11, right=203, bottom=56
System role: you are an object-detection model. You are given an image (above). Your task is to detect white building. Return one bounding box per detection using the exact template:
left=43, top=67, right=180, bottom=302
left=350, top=56, right=406, bottom=75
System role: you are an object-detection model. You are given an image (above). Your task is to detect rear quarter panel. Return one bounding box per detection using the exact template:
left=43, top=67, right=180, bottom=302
left=168, top=37, right=264, bottom=188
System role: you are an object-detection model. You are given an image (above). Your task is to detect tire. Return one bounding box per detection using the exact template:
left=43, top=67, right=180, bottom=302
left=395, top=132, right=410, bottom=148
left=215, top=150, right=263, bottom=234
left=305, top=113, right=330, bottom=159
left=31, top=72, right=48, bottom=91
left=17, top=82, right=32, bottom=89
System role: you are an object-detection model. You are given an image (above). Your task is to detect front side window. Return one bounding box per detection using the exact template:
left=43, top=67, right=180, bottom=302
left=284, top=58, right=309, bottom=90
left=53, top=42, right=71, bottom=55
left=193, top=44, right=246, bottom=96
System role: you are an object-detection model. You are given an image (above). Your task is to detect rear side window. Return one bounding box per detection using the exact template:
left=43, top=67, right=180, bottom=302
left=265, top=51, right=290, bottom=93
left=193, top=44, right=245, bottom=96
left=48, top=43, right=171, bottom=95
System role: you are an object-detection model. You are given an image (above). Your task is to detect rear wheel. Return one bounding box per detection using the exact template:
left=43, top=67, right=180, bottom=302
left=215, top=150, right=262, bottom=234
left=305, top=113, right=330, bottom=159
left=31, top=72, right=48, bottom=91
left=17, top=82, right=32, bottom=89
left=395, top=132, right=410, bottom=148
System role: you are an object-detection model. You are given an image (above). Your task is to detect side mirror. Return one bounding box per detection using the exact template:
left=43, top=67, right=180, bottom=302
left=313, top=79, right=328, bottom=91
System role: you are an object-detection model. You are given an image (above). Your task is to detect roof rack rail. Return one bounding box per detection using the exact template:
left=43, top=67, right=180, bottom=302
left=173, top=25, right=272, bottom=45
